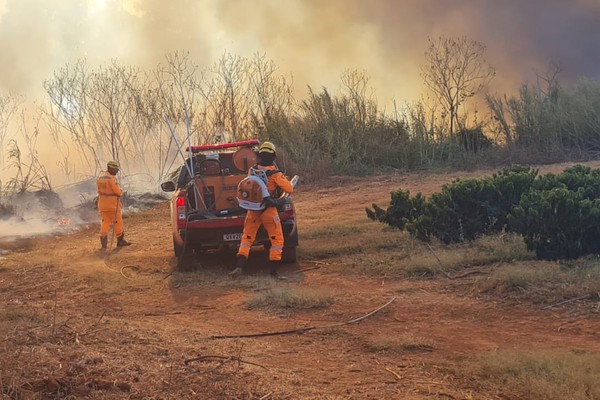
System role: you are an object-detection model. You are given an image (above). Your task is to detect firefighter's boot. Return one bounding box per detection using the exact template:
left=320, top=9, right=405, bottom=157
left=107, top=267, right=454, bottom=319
left=229, top=255, right=246, bottom=277
left=116, top=234, right=131, bottom=247
left=269, top=260, right=287, bottom=280
left=100, top=236, right=108, bottom=251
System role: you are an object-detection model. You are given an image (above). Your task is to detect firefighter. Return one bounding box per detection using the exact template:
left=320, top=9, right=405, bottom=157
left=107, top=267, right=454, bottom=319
left=230, top=142, right=293, bottom=279
left=96, top=160, right=131, bottom=250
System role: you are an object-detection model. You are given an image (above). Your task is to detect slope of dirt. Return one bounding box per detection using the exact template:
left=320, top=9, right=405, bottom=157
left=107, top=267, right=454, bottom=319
left=1, top=161, right=600, bottom=399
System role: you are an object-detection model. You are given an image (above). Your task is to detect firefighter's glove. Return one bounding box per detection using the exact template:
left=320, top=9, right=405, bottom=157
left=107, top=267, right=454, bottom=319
left=262, top=196, right=286, bottom=208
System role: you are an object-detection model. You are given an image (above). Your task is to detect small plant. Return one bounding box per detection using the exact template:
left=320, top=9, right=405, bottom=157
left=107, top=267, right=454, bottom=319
left=5, top=113, right=52, bottom=195
left=246, top=287, right=334, bottom=310
left=0, top=309, right=44, bottom=324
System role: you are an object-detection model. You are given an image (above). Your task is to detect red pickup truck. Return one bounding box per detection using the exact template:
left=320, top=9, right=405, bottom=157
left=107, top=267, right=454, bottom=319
left=160, top=140, right=298, bottom=265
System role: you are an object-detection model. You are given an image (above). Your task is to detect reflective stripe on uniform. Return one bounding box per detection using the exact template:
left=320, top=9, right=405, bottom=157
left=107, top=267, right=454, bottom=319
left=240, top=243, right=252, bottom=249
left=271, top=245, right=283, bottom=251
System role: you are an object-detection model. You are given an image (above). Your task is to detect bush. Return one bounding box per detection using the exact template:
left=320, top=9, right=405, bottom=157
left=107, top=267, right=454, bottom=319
left=368, top=164, right=600, bottom=260
left=367, top=164, right=537, bottom=243
left=509, top=188, right=600, bottom=259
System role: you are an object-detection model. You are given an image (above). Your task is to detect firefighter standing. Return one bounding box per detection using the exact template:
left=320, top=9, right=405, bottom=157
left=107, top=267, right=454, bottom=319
left=96, top=160, right=131, bottom=250
left=230, top=142, right=293, bottom=279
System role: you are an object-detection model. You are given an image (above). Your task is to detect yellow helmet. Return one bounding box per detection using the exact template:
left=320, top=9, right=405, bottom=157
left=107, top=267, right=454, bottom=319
left=107, top=160, right=120, bottom=169
left=258, top=141, right=276, bottom=154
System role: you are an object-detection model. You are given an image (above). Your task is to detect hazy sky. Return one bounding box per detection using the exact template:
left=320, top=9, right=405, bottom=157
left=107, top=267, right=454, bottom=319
left=0, top=0, right=599, bottom=104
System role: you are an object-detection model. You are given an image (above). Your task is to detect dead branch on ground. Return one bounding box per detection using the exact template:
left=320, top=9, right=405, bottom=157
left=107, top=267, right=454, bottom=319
left=183, top=355, right=267, bottom=370
left=210, top=297, right=396, bottom=339
left=543, top=294, right=592, bottom=309
left=425, top=243, right=488, bottom=279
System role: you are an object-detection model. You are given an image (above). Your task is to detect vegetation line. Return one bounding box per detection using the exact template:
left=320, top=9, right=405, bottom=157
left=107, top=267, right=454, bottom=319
left=210, top=297, right=397, bottom=340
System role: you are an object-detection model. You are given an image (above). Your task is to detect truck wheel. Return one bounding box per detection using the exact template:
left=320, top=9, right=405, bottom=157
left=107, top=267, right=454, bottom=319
left=281, top=246, right=297, bottom=263
left=173, top=238, right=186, bottom=257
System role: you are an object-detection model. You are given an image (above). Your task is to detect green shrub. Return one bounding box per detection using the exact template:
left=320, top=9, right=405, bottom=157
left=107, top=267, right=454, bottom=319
left=367, top=164, right=537, bottom=243
left=368, top=164, right=600, bottom=260
left=509, top=188, right=600, bottom=259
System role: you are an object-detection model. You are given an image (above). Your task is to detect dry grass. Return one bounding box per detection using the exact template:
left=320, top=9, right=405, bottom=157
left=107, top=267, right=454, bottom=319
left=246, top=286, right=334, bottom=310
left=169, top=269, right=278, bottom=292
left=475, top=260, right=600, bottom=305
left=300, top=211, right=600, bottom=308
left=323, top=231, right=533, bottom=279
left=83, top=270, right=135, bottom=294
left=471, top=350, right=600, bottom=400
left=0, top=309, right=45, bottom=324
left=301, top=224, right=367, bottom=240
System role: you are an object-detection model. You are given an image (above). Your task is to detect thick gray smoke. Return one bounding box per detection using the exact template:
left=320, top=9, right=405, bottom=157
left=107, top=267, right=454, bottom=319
left=0, top=0, right=598, bottom=101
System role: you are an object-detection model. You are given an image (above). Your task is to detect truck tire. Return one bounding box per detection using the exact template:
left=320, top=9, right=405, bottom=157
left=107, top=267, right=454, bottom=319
left=281, top=246, right=297, bottom=263
left=173, top=238, right=185, bottom=257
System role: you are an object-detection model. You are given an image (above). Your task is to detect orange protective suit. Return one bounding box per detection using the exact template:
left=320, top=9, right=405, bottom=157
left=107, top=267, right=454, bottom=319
left=96, top=171, right=124, bottom=237
left=237, top=165, right=293, bottom=261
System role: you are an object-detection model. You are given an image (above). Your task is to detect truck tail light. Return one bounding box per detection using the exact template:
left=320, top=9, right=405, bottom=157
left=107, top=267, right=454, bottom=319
left=176, top=196, right=186, bottom=223
left=279, top=202, right=295, bottom=221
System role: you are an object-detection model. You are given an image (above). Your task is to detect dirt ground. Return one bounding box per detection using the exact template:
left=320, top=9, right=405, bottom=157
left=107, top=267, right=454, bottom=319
left=2, top=162, right=600, bottom=400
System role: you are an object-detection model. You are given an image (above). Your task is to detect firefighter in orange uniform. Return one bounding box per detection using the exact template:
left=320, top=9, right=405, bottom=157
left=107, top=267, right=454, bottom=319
left=230, top=142, right=293, bottom=279
left=96, top=160, right=131, bottom=250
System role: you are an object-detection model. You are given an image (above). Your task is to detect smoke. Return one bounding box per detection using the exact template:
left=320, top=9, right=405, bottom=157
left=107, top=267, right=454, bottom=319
left=0, top=0, right=598, bottom=101
left=0, top=181, right=165, bottom=242
left=0, top=0, right=598, bottom=214
left=0, top=190, right=89, bottom=240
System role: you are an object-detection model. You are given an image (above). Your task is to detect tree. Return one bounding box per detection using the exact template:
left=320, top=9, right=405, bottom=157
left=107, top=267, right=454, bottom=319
left=0, top=92, right=20, bottom=169
left=249, top=52, right=295, bottom=132
left=421, top=36, right=495, bottom=136
left=86, top=60, right=141, bottom=165
left=43, top=59, right=99, bottom=176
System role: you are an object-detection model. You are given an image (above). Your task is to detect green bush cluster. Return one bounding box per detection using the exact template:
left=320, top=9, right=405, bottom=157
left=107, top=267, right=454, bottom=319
left=510, top=165, right=600, bottom=259
left=367, top=165, right=600, bottom=260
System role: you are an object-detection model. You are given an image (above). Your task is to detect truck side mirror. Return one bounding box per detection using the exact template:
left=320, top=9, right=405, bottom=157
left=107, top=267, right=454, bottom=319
left=160, top=181, right=176, bottom=192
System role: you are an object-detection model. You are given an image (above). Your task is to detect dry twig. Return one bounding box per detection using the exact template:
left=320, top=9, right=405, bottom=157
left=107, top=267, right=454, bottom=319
left=293, top=266, right=321, bottom=275
left=143, top=311, right=183, bottom=317
left=385, top=367, right=403, bottom=381
left=443, top=269, right=487, bottom=279
left=183, top=355, right=266, bottom=369
left=51, top=288, right=58, bottom=337
left=543, top=294, right=592, bottom=309
left=211, top=297, right=396, bottom=339
left=426, top=243, right=487, bottom=279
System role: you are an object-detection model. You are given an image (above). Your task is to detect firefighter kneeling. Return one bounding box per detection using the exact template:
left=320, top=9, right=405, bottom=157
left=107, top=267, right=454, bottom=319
left=230, top=142, right=293, bottom=279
